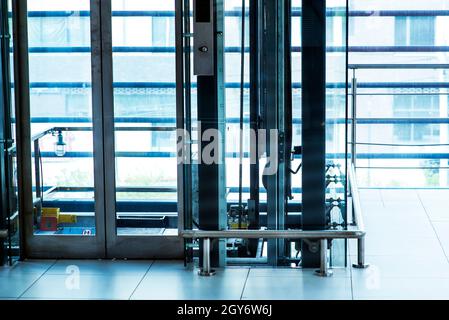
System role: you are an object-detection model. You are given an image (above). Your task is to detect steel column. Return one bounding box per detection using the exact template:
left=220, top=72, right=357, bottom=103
left=316, top=239, right=333, bottom=277
left=301, top=0, right=327, bottom=268
left=195, top=0, right=226, bottom=268
left=12, top=0, right=33, bottom=260
left=198, top=238, right=215, bottom=276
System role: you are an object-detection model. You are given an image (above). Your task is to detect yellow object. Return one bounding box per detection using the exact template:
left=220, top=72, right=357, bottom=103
left=42, top=207, right=60, bottom=218
left=229, top=222, right=249, bottom=230
left=58, top=214, right=77, bottom=224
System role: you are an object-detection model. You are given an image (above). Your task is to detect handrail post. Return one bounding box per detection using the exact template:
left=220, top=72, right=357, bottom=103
left=351, top=69, right=357, bottom=169
left=315, top=239, right=333, bottom=277
left=350, top=163, right=369, bottom=269
left=353, top=236, right=369, bottom=269
left=198, top=238, right=216, bottom=276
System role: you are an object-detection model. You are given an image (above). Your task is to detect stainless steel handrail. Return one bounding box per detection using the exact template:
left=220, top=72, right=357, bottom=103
left=180, top=163, right=367, bottom=276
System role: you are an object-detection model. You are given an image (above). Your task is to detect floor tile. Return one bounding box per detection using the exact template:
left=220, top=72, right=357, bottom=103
left=21, top=274, right=143, bottom=300
left=242, top=276, right=352, bottom=300
left=432, top=221, right=449, bottom=257
left=363, top=215, right=435, bottom=237
left=380, top=189, right=420, bottom=203
left=0, top=274, right=42, bottom=298
left=46, top=259, right=152, bottom=276
left=131, top=268, right=248, bottom=300
left=349, top=235, right=444, bottom=256
left=422, top=204, right=449, bottom=221
left=248, top=267, right=351, bottom=278
left=0, top=259, right=55, bottom=277
left=351, top=254, right=449, bottom=279
left=353, top=277, right=449, bottom=300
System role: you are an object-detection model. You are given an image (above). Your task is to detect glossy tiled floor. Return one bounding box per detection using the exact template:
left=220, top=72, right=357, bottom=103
left=1, top=189, right=449, bottom=300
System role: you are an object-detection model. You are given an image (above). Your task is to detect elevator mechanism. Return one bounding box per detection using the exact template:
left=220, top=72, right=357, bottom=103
left=177, top=0, right=349, bottom=269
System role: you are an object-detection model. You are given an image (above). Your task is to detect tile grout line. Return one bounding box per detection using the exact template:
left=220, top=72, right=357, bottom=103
left=17, top=259, right=59, bottom=300
left=379, top=189, right=386, bottom=207
left=417, top=192, right=449, bottom=265
left=239, top=268, right=251, bottom=300
left=348, top=241, right=355, bottom=300
left=128, top=260, right=156, bottom=300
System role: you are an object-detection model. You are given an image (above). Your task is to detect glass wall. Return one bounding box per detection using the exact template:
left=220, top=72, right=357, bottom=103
left=326, top=0, right=348, bottom=266
left=111, top=0, right=177, bottom=235
left=349, top=0, right=449, bottom=188
left=27, top=0, right=95, bottom=235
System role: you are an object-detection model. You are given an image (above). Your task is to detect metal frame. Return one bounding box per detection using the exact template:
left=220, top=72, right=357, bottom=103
left=0, top=0, right=13, bottom=265
left=97, top=0, right=182, bottom=259
left=13, top=0, right=183, bottom=259
left=10, top=0, right=105, bottom=258
left=260, top=0, right=287, bottom=266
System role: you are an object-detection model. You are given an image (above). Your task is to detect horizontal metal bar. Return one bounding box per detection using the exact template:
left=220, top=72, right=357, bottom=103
left=22, top=10, right=449, bottom=18
left=19, top=81, right=449, bottom=92
left=51, top=126, right=176, bottom=132
left=349, top=64, right=449, bottom=69
left=357, top=166, right=449, bottom=170
left=18, top=117, right=449, bottom=125
left=354, top=142, right=449, bottom=147
left=24, top=46, right=449, bottom=54
left=22, top=81, right=449, bottom=89
left=181, top=229, right=365, bottom=239
left=33, top=152, right=449, bottom=160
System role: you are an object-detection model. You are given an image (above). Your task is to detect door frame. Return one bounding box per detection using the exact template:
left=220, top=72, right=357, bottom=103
left=13, top=0, right=183, bottom=259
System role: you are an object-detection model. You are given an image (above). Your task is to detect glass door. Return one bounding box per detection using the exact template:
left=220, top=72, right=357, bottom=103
left=105, top=0, right=183, bottom=258
left=22, top=0, right=105, bottom=258
left=15, top=0, right=183, bottom=259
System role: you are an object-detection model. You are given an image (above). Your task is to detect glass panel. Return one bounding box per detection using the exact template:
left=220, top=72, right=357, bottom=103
left=326, top=0, right=348, bottom=267
left=349, top=0, right=449, bottom=188
left=112, top=0, right=177, bottom=236
left=27, top=1, right=95, bottom=236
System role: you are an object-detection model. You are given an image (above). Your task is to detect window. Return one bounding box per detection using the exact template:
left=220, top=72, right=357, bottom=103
left=395, top=16, right=435, bottom=46
left=393, top=95, right=440, bottom=143
left=151, top=17, right=175, bottom=46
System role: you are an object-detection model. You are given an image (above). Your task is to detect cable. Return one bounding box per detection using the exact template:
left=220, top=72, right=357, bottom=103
left=355, top=142, right=449, bottom=147
left=238, top=0, right=246, bottom=229
left=39, top=143, right=44, bottom=205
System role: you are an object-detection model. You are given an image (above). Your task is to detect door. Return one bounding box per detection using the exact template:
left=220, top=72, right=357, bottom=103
left=105, top=0, right=183, bottom=258
left=19, top=0, right=105, bottom=258
left=14, top=0, right=182, bottom=259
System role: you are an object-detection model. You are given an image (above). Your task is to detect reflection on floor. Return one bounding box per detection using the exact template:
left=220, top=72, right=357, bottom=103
left=1, top=189, right=449, bottom=300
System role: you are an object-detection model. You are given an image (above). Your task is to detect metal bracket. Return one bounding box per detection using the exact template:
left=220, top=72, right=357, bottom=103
left=303, top=239, right=319, bottom=253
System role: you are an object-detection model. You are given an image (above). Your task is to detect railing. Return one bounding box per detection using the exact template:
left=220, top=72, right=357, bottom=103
left=349, top=64, right=449, bottom=187
left=180, top=163, right=366, bottom=277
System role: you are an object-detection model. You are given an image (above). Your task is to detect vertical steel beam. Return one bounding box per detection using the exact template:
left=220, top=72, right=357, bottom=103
left=96, top=0, right=116, bottom=256
left=12, top=0, right=32, bottom=260
left=261, top=0, right=286, bottom=266
left=0, top=0, right=12, bottom=265
left=175, top=0, right=194, bottom=264
left=301, top=0, right=326, bottom=268
left=90, top=0, right=110, bottom=258
left=195, top=0, right=226, bottom=268
left=247, top=0, right=261, bottom=257
left=175, top=0, right=185, bottom=238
